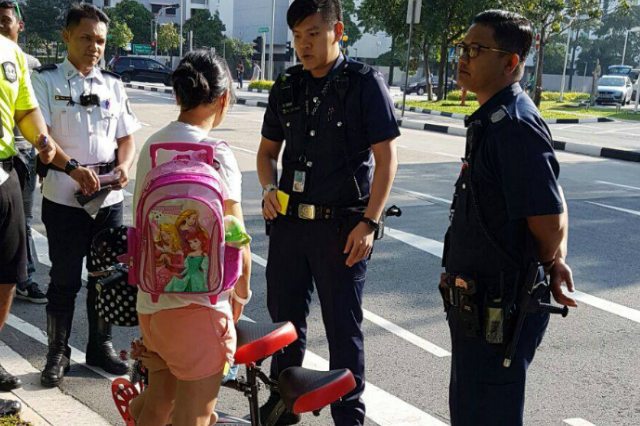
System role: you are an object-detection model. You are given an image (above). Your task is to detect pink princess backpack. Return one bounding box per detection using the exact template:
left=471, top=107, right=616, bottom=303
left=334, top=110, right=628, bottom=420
left=126, top=141, right=242, bottom=303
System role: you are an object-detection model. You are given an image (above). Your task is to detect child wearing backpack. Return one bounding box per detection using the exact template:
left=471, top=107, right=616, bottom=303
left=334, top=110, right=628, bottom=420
left=128, top=50, right=252, bottom=426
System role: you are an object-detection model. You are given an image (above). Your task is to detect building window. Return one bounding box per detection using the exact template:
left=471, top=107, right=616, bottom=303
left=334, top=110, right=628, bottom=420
left=191, top=0, right=207, bottom=5
left=104, top=0, right=110, bottom=6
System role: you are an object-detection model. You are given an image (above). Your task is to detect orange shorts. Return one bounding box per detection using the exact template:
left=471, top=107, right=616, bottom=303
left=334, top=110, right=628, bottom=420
left=138, top=305, right=236, bottom=381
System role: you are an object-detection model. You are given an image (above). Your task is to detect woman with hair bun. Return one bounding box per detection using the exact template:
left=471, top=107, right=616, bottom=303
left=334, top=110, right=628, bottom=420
left=129, top=49, right=252, bottom=426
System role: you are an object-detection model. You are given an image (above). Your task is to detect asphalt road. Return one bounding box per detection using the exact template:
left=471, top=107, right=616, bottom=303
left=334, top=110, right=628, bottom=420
left=2, top=87, right=639, bottom=426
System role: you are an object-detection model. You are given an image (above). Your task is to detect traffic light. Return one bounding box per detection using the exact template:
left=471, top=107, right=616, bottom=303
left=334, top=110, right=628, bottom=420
left=286, top=41, right=294, bottom=61
left=151, top=41, right=156, bottom=49
left=253, top=37, right=262, bottom=55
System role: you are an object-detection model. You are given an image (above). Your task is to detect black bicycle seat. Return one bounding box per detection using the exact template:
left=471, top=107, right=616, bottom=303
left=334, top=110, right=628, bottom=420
left=278, top=367, right=356, bottom=414
left=235, top=321, right=297, bottom=365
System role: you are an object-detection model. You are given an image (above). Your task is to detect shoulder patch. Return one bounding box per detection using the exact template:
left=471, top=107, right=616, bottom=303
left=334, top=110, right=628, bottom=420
left=101, top=69, right=122, bottom=80
left=343, top=61, right=374, bottom=80
left=490, top=106, right=510, bottom=124
left=34, top=64, right=58, bottom=73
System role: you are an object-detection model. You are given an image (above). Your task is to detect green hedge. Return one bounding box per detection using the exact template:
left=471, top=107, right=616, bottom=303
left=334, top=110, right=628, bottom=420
left=446, top=90, right=478, bottom=101
left=248, top=80, right=274, bottom=91
left=539, top=91, right=590, bottom=102
left=446, top=90, right=589, bottom=102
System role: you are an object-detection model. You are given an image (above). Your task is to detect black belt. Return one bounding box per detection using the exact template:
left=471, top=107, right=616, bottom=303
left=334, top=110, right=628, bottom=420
left=0, top=157, right=14, bottom=172
left=38, top=158, right=117, bottom=177
left=285, top=201, right=365, bottom=220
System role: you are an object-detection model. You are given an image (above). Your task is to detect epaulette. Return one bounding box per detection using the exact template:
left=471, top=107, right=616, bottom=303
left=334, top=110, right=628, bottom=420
left=488, top=105, right=512, bottom=125
left=100, top=69, right=122, bottom=80
left=33, top=64, right=58, bottom=73
left=343, top=61, right=374, bottom=78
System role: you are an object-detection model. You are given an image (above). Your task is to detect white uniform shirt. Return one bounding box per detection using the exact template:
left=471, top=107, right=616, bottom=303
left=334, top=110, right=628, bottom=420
left=32, top=57, right=141, bottom=208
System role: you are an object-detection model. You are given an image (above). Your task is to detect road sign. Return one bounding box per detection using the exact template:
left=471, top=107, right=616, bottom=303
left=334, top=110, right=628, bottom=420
left=407, top=0, right=422, bottom=24
left=259, top=27, right=269, bottom=34
left=125, top=42, right=132, bottom=52
left=133, top=44, right=152, bottom=55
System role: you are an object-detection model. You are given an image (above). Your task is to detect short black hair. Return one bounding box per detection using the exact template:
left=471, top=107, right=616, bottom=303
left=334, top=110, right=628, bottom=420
left=287, top=0, right=342, bottom=30
left=472, top=10, right=533, bottom=63
left=0, top=1, right=22, bottom=21
left=65, top=2, right=109, bottom=30
left=172, top=49, right=236, bottom=112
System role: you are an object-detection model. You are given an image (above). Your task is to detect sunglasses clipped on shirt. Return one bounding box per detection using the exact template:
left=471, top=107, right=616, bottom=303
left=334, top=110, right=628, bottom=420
left=455, top=42, right=515, bottom=59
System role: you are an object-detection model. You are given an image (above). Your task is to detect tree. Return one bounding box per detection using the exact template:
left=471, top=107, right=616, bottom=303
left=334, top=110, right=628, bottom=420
left=105, top=0, right=154, bottom=45
left=498, top=0, right=607, bottom=106
left=184, top=9, right=226, bottom=52
left=342, top=0, right=362, bottom=46
left=107, top=21, right=133, bottom=57
left=158, top=23, right=179, bottom=55
left=22, top=0, right=75, bottom=62
left=224, top=37, right=255, bottom=74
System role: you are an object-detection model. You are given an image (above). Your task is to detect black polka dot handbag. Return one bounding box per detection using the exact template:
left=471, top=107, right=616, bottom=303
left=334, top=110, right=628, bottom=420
left=90, top=226, right=139, bottom=327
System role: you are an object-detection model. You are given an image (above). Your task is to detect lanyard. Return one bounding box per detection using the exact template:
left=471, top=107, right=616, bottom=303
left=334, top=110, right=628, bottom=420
left=298, top=78, right=332, bottom=164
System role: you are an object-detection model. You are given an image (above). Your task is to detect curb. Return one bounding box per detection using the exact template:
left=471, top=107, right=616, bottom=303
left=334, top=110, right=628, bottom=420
left=124, top=83, right=639, bottom=163
left=124, top=83, right=172, bottom=94
left=247, top=87, right=271, bottom=93
left=394, top=102, right=615, bottom=124
left=396, top=118, right=640, bottom=163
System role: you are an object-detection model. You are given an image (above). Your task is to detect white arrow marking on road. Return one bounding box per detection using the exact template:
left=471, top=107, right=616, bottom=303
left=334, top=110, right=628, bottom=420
left=594, top=180, right=640, bottom=191
left=0, top=342, right=113, bottom=426
left=251, top=253, right=451, bottom=425
left=252, top=254, right=450, bottom=357
left=586, top=201, right=640, bottom=217
left=564, top=418, right=598, bottom=426
left=384, top=226, right=640, bottom=325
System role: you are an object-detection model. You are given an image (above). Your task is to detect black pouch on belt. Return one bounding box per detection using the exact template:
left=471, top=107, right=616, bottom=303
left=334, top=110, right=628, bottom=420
left=484, top=274, right=507, bottom=344
left=455, top=274, right=482, bottom=337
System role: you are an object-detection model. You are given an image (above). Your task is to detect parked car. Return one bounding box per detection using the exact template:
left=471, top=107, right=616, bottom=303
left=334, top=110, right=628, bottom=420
left=402, top=75, right=457, bottom=96
left=107, top=56, right=173, bottom=86
left=596, top=75, right=633, bottom=105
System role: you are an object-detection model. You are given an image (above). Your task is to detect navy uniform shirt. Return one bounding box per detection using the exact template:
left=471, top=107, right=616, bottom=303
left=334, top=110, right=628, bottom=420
left=445, top=83, right=564, bottom=282
left=261, top=55, right=400, bottom=206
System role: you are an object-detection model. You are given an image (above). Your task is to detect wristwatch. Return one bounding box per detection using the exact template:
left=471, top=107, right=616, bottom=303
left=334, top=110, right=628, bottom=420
left=64, top=159, right=80, bottom=175
left=262, top=183, right=278, bottom=198
left=360, top=217, right=380, bottom=232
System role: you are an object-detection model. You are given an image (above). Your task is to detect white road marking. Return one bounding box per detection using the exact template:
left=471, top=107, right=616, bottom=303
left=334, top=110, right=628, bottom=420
left=251, top=253, right=452, bottom=425
left=595, top=180, right=640, bottom=191
left=6, top=314, right=125, bottom=383
left=250, top=253, right=450, bottom=358
left=0, top=342, right=113, bottom=426
left=384, top=226, right=640, bottom=326
left=231, top=146, right=258, bottom=155
left=139, top=122, right=151, bottom=127
left=392, top=187, right=452, bottom=205
left=564, top=418, right=598, bottom=426
left=435, top=151, right=462, bottom=159
left=586, top=201, right=640, bottom=217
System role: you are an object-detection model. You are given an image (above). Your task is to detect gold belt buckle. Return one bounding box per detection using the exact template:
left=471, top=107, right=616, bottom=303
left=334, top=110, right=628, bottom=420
left=298, top=204, right=316, bottom=220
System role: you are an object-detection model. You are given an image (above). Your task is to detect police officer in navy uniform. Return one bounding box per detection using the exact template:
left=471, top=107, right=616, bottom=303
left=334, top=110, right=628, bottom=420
left=441, top=11, right=578, bottom=426
left=257, top=1, right=399, bottom=424
left=31, top=4, right=140, bottom=387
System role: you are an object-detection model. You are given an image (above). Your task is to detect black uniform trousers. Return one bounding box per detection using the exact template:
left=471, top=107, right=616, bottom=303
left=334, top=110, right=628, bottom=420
left=267, top=215, right=366, bottom=426
left=448, top=305, right=549, bottom=426
left=42, top=198, right=123, bottom=315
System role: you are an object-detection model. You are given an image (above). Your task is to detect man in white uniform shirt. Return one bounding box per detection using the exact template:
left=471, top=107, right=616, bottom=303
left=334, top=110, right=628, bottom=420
left=32, top=3, right=140, bottom=387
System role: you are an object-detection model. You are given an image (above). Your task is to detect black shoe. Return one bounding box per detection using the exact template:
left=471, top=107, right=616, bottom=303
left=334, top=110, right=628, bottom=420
left=260, top=393, right=301, bottom=426
left=15, top=283, right=48, bottom=304
left=41, top=312, right=72, bottom=388
left=0, top=368, right=21, bottom=392
left=0, top=398, right=21, bottom=416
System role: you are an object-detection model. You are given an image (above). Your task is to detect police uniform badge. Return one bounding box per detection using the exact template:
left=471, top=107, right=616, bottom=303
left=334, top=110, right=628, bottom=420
left=2, top=62, right=17, bottom=83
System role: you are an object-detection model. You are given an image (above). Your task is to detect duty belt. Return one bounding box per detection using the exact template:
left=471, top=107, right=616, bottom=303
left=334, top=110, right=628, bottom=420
left=285, top=202, right=365, bottom=221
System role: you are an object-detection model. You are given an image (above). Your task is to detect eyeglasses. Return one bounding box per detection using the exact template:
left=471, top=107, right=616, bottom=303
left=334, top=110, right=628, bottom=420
left=455, top=43, right=514, bottom=59
left=0, top=0, right=22, bottom=21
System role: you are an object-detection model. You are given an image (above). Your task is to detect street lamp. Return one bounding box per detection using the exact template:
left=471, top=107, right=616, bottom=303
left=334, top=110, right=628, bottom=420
left=154, top=3, right=180, bottom=60
left=353, top=47, right=358, bottom=60
left=622, top=26, right=640, bottom=66
left=559, top=13, right=582, bottom=102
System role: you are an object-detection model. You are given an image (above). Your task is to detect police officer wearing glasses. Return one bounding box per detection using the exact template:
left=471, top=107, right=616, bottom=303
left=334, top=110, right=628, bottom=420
left=32, top=4, right=140, bottom=387
left=440, top=10, right=578, bottom=426
left=257, top=0, right=399, bottom=424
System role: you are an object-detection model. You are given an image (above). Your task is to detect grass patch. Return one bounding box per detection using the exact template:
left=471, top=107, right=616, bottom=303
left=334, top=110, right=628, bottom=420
left=0, top=416, right=32, bottom=426
left=248, top=80, right=274, bottom=91
left=403, top=100, right=620, bottom=120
